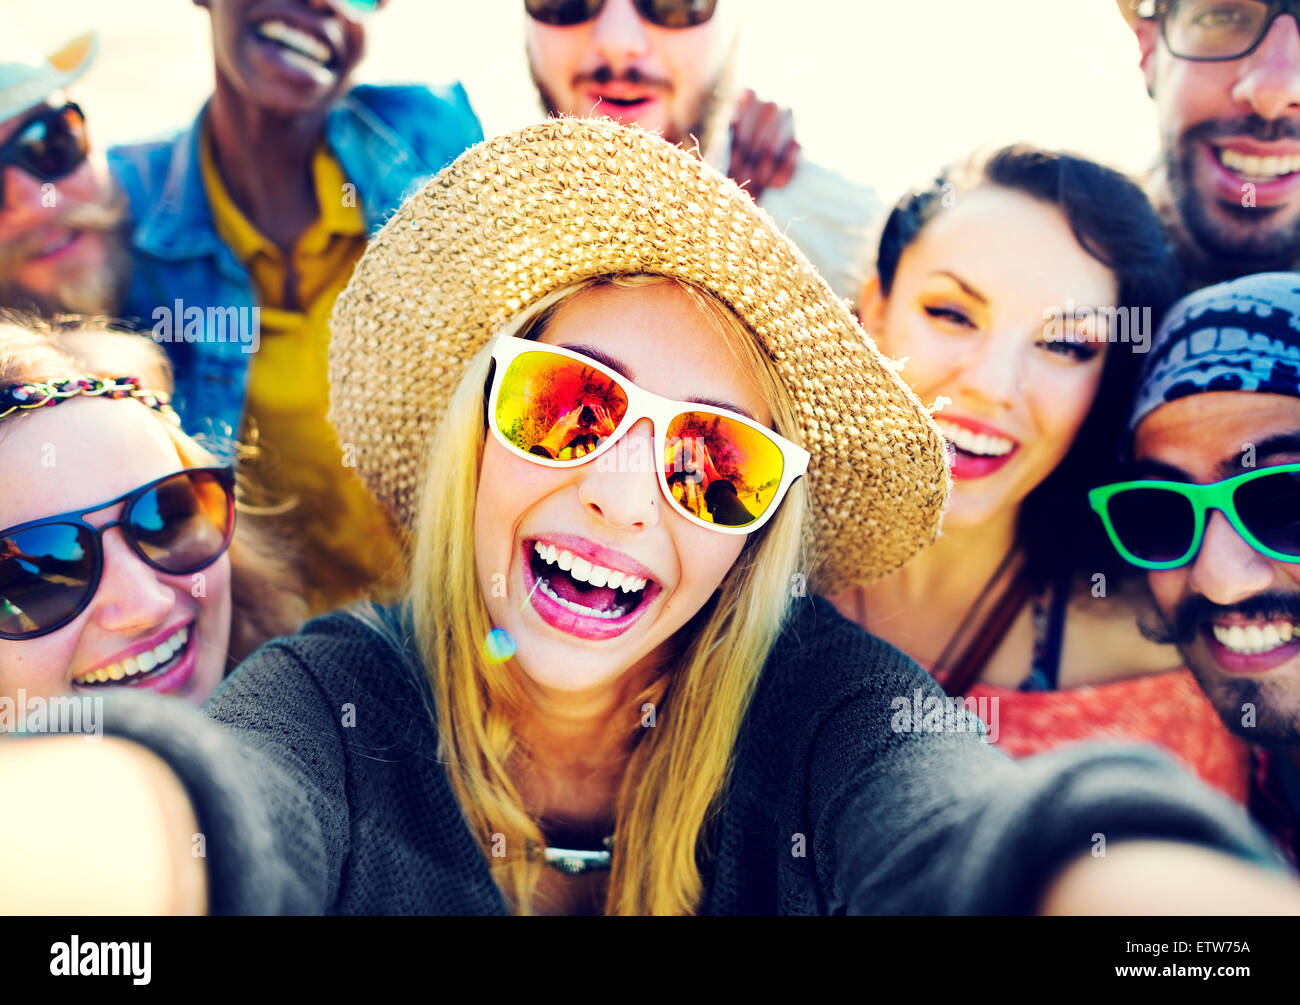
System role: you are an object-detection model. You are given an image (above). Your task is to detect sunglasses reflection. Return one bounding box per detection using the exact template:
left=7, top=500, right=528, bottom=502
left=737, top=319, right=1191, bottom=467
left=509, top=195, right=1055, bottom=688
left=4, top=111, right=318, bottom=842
left=528, top=399, right=618, bottom=460
left=530, top=406, right=761, bottom=526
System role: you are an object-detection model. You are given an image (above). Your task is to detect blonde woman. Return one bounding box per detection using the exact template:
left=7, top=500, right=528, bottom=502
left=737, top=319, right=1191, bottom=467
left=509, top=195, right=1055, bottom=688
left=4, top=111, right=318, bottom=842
left=2, top=121, right=1295, bottom=916
left=0, top=321, right=304, bottom=706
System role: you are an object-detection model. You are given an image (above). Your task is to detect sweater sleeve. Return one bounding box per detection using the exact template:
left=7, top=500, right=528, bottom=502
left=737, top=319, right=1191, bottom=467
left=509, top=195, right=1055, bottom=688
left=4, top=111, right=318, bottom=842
left=98, top=639, right=352, bottom=915
left=802, top=621, right=1286, bottom=915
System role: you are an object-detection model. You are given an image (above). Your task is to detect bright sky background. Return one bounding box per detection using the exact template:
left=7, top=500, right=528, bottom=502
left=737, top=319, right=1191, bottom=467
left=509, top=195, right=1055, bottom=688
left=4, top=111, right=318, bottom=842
left=20, top=0, right=1158, bottom=206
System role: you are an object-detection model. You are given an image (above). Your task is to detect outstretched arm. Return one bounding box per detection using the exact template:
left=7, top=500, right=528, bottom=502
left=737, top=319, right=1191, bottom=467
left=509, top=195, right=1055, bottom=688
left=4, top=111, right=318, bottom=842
left=781, top=603, right=1297, bottom=914
left=0, top=639, right=353, bottom=915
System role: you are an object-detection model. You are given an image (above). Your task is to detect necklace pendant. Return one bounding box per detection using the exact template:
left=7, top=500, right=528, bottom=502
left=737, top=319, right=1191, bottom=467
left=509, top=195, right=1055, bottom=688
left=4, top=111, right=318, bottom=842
left=543, top=837, right=614, bottom=875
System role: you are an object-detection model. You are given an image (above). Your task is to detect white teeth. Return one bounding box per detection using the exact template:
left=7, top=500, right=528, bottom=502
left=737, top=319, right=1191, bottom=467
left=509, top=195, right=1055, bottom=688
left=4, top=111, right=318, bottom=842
left=535, top=577, right=627, bottom=619
left=72, top=625, right=191, bottom=686
left=1218, top=148, right=1300, bottom=180
left=532, top=542, right=648, bottom=593
left=256, top=20, right=332, bottom=64
left=934, top=419, right=1015, bottom=458
left=1212, top=620, right=1299, bottom=656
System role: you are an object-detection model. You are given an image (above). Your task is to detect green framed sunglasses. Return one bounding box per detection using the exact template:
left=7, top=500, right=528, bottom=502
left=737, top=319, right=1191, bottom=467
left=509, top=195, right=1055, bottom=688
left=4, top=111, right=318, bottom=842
left=1089, top=463, right=1300, bottom=570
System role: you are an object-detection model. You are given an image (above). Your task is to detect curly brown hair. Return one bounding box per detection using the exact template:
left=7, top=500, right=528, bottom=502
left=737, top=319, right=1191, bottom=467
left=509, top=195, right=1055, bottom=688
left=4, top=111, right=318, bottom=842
left=0, top=314, right=305, bottom=668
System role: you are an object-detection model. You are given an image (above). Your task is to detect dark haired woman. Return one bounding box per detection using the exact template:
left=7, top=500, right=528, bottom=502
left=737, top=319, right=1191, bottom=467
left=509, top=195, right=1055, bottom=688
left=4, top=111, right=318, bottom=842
left=830, top=145, right=1249, bottom=801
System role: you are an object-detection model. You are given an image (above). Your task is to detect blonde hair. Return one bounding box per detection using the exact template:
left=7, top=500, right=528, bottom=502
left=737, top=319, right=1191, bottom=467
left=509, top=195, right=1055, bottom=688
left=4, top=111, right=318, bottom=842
left=0, top=318, right=306, bottom=667
left=400, top=275, right=808, bottom=915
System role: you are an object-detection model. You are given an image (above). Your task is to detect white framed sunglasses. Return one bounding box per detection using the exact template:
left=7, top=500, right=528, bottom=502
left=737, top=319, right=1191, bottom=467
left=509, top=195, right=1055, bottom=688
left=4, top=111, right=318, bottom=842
left=487, top=335, right=809, bottom=535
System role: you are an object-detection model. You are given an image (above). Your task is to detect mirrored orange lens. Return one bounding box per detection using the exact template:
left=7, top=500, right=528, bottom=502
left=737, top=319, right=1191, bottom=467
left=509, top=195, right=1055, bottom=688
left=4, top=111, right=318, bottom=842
left=663, top=412, right=785, bottom=527
left=495, top=351, right=628, bottom=462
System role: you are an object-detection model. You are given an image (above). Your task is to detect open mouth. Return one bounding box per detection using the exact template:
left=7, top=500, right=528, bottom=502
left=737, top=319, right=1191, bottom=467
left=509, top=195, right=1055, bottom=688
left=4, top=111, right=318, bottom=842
left=1203, top=615, right=1300, bottom=675
left=595, top=94, right=653, bottom=109
left=935, top=418, right=1017, bottom=460
left=1209, top=618, right=1296, bottom=656
left=529, top=540, right=651, bottom=619
left=1214, top=146, right=1300, bottom=184
left=253, top=18, right=337, bottom=75
left=585, top=83, right=663, bottom=112
left=24, top=228, right=81, bottom=265
left=72, top=623, right=192, bottom=688
left=934, top=417, right=1020, bottom=481
left=523, top=538, right=658, bottom=640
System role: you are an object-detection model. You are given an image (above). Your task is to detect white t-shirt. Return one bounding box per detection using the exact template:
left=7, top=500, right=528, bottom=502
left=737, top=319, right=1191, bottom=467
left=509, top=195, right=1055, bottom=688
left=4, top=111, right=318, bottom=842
left=709, top=136, right=882, bottom=306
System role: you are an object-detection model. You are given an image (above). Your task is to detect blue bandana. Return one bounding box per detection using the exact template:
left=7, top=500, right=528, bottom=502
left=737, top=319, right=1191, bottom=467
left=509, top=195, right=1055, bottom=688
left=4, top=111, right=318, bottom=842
left=1130, top=272, right=1300, bottom=431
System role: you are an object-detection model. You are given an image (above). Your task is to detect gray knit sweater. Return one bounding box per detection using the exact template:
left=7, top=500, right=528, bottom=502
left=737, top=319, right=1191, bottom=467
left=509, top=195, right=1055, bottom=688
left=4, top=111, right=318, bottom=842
left=97, top=596, right=1281, bottom=914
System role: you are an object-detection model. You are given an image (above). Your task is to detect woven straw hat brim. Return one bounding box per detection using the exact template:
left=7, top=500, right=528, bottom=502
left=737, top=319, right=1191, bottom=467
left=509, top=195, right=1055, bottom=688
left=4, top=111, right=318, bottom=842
left=330, top=117, right=949, bottom=592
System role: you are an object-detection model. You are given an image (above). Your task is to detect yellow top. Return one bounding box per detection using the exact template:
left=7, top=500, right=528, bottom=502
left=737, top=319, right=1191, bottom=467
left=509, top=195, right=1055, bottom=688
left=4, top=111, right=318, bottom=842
left=200, top=121, right=403, bottom=614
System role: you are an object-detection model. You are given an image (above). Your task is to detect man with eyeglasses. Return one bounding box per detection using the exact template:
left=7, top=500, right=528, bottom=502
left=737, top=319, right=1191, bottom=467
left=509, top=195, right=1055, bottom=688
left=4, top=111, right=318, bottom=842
left=0, top=21, right=129, bottom=317
left=1117, top=1, right=1300, bottom=286
left=107, top=0, right=484, bottom=614
left=524, top=0, right=879, bottom=301
left=1091, top=272, right=1300, bottom=867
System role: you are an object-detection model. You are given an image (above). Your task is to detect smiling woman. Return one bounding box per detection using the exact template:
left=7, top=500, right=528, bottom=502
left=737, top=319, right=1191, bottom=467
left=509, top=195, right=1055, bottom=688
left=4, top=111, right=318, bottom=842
left=6, top=119, right=1298, bottom=917
left=831, top=144, right=1254, bottom=801
left=0, top=320, right=304, bottom=706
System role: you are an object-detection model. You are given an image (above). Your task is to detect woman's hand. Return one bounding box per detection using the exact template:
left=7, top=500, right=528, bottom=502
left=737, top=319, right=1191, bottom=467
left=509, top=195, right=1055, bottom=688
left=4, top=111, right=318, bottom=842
left=0, top=736, right=207, bottom=914
left=727, top=89, right=799, bottom=202
left=1040, top=840, right=1300, bottom=915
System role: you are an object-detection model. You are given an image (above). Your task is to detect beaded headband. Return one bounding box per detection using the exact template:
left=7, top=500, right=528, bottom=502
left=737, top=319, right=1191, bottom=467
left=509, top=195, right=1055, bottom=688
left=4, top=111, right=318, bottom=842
left=0, top=375, right=179, bottom=424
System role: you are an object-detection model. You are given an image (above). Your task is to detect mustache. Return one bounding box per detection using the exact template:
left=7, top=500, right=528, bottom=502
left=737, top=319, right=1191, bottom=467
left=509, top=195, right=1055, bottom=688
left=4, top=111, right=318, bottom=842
left=1181, top=114, right=1300, bottom=147
left=576, top=65, right=673, bottom=92
left=0, top=189, right=129, bottom=279
left=1147, top=592, right=1300, bottom=646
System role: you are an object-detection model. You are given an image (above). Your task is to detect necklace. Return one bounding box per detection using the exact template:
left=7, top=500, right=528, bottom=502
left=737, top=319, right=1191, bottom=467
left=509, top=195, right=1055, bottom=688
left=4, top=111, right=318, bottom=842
left=543, top=835, right=614, bottom=875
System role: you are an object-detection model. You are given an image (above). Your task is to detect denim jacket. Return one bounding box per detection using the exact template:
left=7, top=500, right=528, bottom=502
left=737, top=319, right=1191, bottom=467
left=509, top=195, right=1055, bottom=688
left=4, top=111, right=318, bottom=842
left=108, top=83, right=483, bottom=446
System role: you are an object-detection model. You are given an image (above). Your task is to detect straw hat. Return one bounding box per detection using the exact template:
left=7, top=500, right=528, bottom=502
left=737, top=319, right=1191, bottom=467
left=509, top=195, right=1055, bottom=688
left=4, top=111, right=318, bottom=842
left=329, top=117, right=950, bottom=591
left=0, top=17, right=96, bottom=124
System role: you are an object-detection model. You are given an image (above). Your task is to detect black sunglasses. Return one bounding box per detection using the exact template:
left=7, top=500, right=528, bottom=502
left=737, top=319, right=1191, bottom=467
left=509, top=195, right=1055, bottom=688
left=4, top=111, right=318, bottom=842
left=0, top=102, right=89, bottom=208
left=526, top=0, right=717, bottom=28
left=1141, top=0, right=1300, bottom=61
left=0, top=468, right=235, bottom=641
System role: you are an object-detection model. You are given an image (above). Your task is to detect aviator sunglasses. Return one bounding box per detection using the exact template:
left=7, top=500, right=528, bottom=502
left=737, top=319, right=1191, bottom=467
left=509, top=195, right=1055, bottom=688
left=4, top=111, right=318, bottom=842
left=0, top=103, right=89, bottom=208
left=525, top=0, right=717, bottom=28
left=1089, top=463, right=1300, bottom=570
left=0, top=468, right=235, bottom=641
left=488, top=336, right=809, bottom=535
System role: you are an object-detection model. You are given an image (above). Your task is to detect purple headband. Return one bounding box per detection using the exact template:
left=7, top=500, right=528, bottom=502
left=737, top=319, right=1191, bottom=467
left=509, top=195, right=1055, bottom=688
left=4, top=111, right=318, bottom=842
left=0, top=375, right=179, bottom=424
